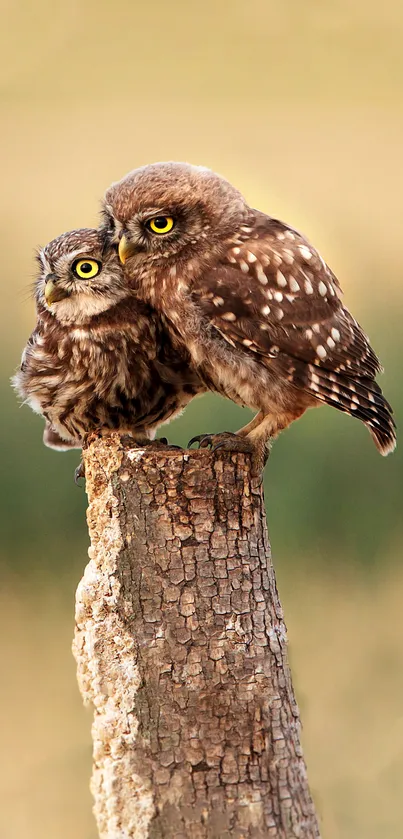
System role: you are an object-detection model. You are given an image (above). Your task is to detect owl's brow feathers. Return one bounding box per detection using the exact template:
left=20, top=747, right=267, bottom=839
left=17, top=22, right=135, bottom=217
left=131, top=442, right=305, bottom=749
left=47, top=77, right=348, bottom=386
left=41, top=228, right=103, bottom=264
left=103, top=162, right=247, bottom=230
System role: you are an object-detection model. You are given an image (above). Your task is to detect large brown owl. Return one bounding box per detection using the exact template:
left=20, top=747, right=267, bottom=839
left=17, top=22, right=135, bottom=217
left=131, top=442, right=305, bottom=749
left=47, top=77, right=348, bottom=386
left=14, top=227, right=205, bottom=453
left=102, top=161, right=396, bottom=470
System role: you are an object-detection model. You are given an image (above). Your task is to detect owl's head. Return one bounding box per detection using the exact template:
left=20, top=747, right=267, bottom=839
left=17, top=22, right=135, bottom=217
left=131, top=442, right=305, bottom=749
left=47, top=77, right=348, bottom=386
left=102, top=162, right=248, bottom=268
left=36, top=228, right=129, bottom=325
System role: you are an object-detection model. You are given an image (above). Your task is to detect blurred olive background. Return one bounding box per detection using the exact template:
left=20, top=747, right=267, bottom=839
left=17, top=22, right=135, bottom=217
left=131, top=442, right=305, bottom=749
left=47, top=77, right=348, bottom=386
left=1, top=1, right=403, bottom=836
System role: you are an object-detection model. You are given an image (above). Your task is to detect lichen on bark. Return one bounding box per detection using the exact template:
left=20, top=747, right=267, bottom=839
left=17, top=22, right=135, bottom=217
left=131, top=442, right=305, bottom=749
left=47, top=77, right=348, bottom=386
left=73, top=434, right=321, bottom=838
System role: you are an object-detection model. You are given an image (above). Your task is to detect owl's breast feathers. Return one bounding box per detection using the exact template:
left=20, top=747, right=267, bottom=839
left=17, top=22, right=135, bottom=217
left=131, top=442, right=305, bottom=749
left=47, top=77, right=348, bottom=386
left=14, top=299, right=203, bottom=446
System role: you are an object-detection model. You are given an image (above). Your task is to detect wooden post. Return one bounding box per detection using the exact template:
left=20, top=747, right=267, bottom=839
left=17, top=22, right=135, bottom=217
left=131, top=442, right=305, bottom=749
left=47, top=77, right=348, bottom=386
left=73, top=433, right=321, bottom=838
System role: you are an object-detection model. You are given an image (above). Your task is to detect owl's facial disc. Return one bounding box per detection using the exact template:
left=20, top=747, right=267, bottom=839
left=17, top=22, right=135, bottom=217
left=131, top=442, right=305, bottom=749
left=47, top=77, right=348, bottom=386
left=44, top=257, right=102, bottom=305
left=104, top=162, right=248, bottom=266
left=43, top=255, right=103, bottom=309
left=118, top=215, right=176, bottom=264
left=37, top=229, right=130, bottom=325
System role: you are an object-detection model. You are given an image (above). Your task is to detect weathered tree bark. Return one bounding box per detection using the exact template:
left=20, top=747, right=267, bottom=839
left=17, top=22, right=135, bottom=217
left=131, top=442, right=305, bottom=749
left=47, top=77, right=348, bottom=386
left=73, top=433, right=321, bottom=839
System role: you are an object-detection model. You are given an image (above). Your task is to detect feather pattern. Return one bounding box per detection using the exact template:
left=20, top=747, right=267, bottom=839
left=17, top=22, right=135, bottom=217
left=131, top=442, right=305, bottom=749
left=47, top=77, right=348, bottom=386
left=102, top=161, right=396, bottom=457
left=14, top=229, right=205, bottom=449
left=188, top=216, right=395, bottom=453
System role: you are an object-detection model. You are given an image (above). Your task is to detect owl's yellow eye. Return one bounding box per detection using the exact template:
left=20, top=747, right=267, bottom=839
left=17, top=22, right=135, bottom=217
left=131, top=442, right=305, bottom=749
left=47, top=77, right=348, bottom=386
left=72, top=258, right=101, bottom=279
left=147, top=216, right=175, bottom=234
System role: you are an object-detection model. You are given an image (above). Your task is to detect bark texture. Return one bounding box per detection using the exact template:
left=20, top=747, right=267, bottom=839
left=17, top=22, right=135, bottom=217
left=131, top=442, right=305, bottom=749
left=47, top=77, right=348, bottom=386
left=73, top=433, right=321, bottom=839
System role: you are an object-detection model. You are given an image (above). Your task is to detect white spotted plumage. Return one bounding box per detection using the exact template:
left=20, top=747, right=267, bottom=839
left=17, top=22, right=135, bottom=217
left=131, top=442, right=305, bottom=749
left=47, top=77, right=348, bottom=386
left=103, top=161, right=396, bottom=461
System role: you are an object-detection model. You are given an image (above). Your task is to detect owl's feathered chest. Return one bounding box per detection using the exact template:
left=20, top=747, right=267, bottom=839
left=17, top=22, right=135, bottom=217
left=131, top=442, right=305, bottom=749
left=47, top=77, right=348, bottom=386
left=19, top=321, right=154, bottom=404
left=14, top=306, right=182, bottom=443
left=131, top=261, right=272, bottom=408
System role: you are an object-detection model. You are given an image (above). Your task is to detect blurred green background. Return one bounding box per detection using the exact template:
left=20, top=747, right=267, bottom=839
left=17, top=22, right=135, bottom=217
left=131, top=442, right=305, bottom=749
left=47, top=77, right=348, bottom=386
left=1, top=1, right=402, bottom=836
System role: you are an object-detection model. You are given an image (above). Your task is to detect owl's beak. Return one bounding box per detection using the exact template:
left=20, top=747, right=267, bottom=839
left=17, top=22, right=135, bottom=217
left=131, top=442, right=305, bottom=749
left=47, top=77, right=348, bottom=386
left=118, top=235, right=137, bottom=265
left=44, top=278, right=70, bottom=305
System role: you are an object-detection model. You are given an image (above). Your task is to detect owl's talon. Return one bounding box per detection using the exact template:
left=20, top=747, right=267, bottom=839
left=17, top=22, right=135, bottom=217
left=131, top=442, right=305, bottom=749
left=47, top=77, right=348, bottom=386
left=188, top=434, right=203, bottom=449
left=156, top=437, right=182, bottom=450
left=188, top=431, right=241, bottom=451
left=74, top=461, right=85, bottom=486
left=188, top=432, right=268, bottom=476
left=188, top=433, right=222, bottom=450
left=151, top=437, right=182, bottom=451
left=188, top=433, right=209, bottom=449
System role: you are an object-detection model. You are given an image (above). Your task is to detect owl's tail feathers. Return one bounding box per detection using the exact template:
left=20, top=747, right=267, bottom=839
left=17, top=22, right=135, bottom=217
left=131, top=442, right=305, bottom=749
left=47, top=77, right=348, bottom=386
left=278, top=354, right=397, bottom=455
left=273, top=354, right=396, bottom=454
left=305, top=365, right=397, bottom=456
left=368, top=415, right=397, bottom=456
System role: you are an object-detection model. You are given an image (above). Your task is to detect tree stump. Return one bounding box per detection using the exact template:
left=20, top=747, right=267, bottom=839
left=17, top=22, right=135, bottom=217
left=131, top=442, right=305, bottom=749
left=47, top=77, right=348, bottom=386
left=73, top=433, right=321, bottom=838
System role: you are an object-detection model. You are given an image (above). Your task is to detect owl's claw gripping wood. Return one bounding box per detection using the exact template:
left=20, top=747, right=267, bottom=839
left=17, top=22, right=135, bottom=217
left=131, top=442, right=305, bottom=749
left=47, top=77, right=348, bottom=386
left=188, top=431, right=268, bottom=475
left=74, top=461, right=85, bottom=486
left=157, top=437, right=182, bottom=450
left=188, top=431, right=239, bottom=451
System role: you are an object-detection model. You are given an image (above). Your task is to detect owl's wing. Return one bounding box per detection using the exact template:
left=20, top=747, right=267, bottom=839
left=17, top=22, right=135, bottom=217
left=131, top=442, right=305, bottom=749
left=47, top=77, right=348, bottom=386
left=191, top=216, right=395, bottom=451
left=192, top=217, right=379, bottom=376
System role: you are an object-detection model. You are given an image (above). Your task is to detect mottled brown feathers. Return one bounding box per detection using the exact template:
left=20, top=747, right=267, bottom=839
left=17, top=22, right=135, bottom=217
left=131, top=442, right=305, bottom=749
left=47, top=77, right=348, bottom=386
left=104, top=162, right=246, bottom=230
left=103, top=162, right=396, bottom=457
left=14, top=228, right=205, bottom=449
left=15, top=164, right=396, bottom=462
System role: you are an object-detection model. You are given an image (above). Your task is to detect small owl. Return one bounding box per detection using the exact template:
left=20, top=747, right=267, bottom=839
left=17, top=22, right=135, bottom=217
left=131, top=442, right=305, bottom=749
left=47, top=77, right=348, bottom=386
left=14, top=227, right=205, bottom=451
left=101, top=161, right=396, bottom=470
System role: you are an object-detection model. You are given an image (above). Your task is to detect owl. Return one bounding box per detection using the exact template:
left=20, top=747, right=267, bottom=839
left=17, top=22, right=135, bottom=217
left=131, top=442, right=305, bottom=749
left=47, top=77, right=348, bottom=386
left=101, top=161, right=396, bottom=471
left=13, top=227, right=205, bottom=454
